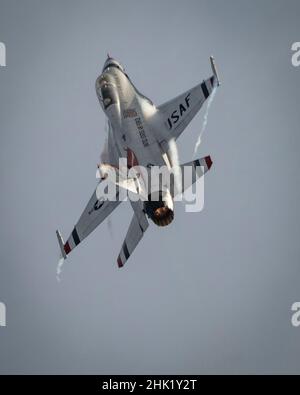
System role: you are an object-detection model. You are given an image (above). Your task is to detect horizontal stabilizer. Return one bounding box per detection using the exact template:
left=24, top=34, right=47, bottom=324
left=171, top=155, right=213, bottom=197
left=117, top=205, right=149, bottom=268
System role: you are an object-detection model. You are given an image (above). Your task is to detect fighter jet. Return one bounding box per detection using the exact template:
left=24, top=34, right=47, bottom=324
left=56, top=55, right=220, bottom=268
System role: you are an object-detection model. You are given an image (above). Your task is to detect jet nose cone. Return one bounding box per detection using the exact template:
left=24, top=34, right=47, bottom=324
left=102, top=56, right=124, bottom=72
left=106, top=53, right=116, bottom=62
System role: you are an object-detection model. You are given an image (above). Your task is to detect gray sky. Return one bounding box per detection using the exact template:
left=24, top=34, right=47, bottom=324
left=0, top=0, right=300, bottom=374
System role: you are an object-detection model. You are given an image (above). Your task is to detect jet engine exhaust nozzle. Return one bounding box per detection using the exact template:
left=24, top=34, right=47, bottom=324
left=144, top=191, right=174, bottom=227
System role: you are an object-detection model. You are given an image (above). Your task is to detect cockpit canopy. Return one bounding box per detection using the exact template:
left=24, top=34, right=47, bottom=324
left=96, top=74, right=118, bottom=109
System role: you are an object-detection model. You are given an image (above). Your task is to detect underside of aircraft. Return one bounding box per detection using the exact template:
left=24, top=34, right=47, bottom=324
left=56, top=55, right=220, bottom=269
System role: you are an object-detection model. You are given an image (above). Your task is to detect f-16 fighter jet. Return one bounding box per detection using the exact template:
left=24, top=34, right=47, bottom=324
left=56, top=55, right=220, bottom=268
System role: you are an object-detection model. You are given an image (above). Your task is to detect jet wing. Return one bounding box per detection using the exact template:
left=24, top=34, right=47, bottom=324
left=117, top=200, right=149, bottom=268
left=157, top=57, right=219, bottom=141
left=57, top=180, right=122, bottom=259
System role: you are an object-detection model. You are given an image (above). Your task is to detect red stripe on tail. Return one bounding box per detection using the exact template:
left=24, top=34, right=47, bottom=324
left=117, top=256, right=123, bottom=268
left=64, top=242, right=71, bottom=255
left=204, top=155, right=213, bottom=170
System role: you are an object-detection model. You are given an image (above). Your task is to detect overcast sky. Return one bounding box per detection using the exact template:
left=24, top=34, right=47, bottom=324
left=0, top=0, right=300, bottom=374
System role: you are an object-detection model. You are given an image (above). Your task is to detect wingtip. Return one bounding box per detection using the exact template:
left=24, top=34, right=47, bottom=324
left=56, top=229, right=67, bottom=259
left=210, top=56, right=220, bottom=87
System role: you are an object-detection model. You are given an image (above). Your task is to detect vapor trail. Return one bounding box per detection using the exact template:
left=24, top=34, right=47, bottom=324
left=102, top=119, right=115, bottom=238
left=100, top=119, right=109, bottom=164
left=107, top=217, right=114, bottom=239
left=169, top=138, right=182, bottom=195
left=56, top=256, right=65, bottom=282
left=193, top=85, right=217, bottom=158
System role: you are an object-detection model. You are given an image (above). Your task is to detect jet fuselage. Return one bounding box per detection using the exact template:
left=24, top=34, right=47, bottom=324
left=95, top=57, right=174, bottom=226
